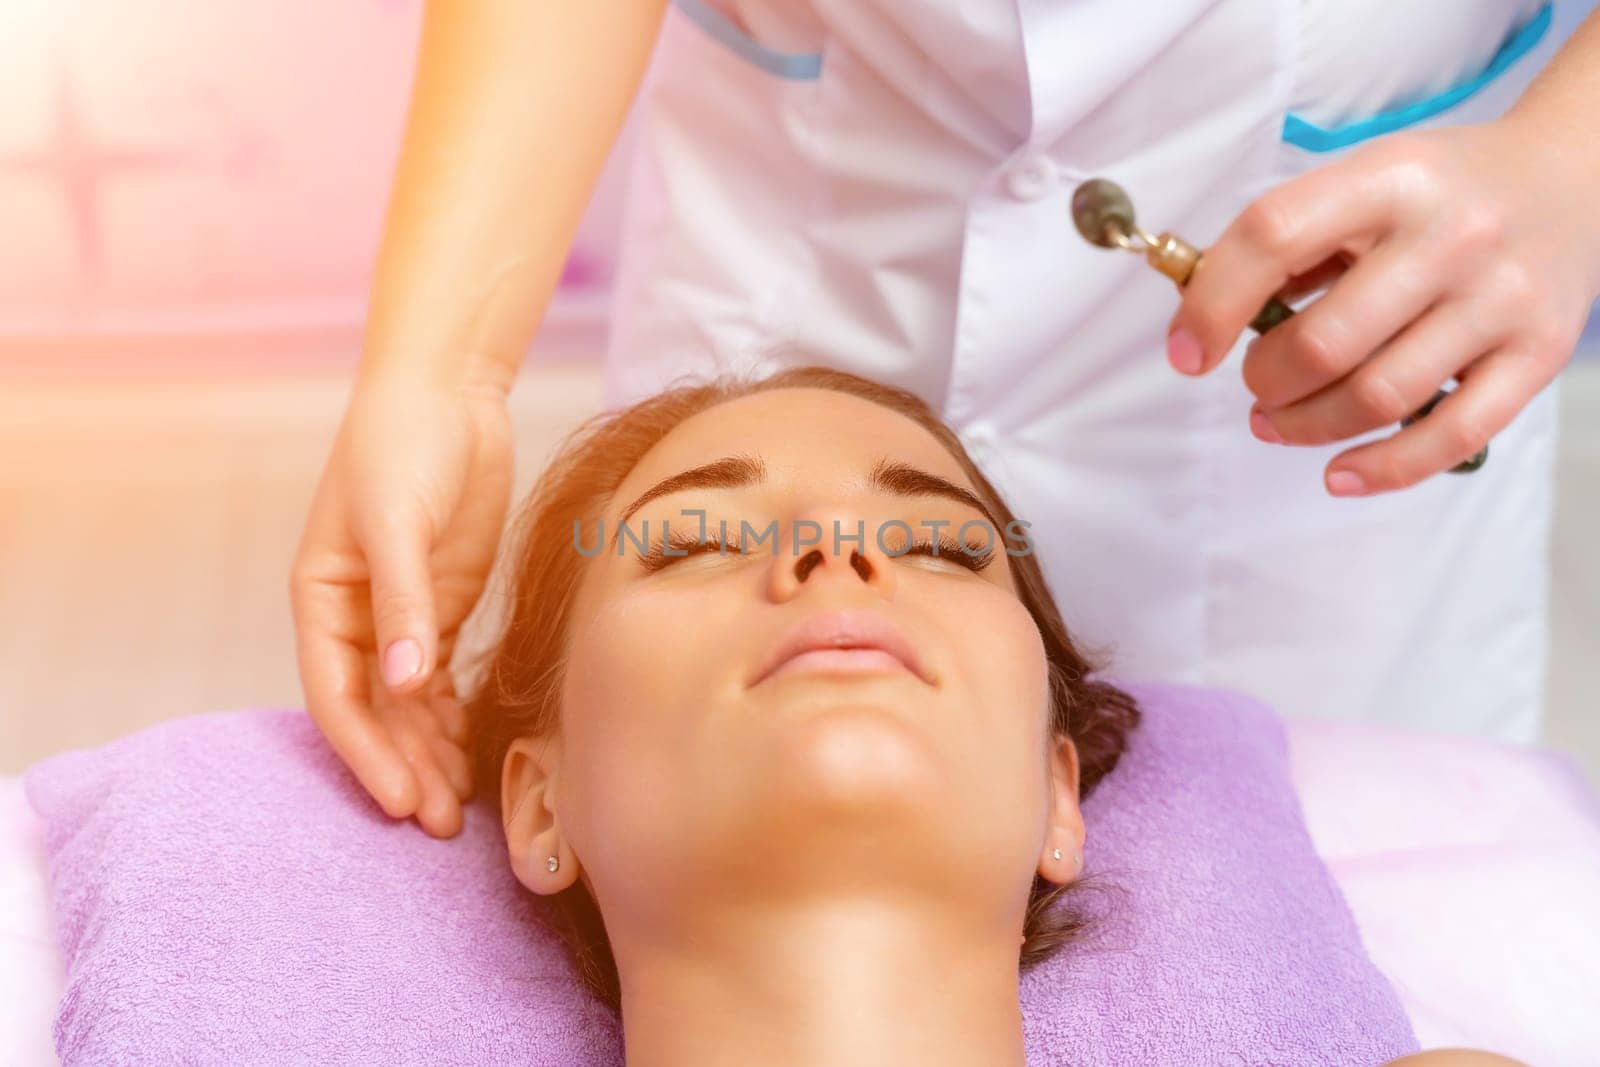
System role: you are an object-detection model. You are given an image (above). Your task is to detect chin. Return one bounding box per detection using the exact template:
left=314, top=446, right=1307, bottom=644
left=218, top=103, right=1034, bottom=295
left=767, top=705, right=944, bottom=810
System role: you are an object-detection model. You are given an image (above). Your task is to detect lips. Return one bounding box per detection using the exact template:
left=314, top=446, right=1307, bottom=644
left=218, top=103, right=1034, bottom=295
left=748, top=608, right=933, bottom=688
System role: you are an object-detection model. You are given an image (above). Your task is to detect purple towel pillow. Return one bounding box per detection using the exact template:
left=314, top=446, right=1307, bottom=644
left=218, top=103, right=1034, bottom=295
left=23, top=681, right=1417, bottom=1065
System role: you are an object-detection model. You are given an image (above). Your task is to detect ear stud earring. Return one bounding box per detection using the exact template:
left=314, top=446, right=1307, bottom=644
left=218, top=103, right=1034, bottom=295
left=546, top=855, right=560, bottom=873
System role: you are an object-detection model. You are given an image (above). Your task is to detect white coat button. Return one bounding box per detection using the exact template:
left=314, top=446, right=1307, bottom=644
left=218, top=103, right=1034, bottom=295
left=1005, top=154, right=1057, bottom=201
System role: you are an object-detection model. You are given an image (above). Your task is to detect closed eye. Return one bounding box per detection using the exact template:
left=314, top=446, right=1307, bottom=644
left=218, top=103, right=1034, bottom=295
left=635, top=530, right=745, bottom=573
left=899, top=535, right=994, bottom=572
left=635, top=531, right=995, bottom=573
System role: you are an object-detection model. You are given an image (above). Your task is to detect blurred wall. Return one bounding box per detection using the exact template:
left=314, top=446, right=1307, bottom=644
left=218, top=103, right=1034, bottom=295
left=0, top=0, right=625, bottom=370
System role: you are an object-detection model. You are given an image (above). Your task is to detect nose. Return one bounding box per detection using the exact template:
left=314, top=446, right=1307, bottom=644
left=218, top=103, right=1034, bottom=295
left=766, top=511, right=898, bottom=602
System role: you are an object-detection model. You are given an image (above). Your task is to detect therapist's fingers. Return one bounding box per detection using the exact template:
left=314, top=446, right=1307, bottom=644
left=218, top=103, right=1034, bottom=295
left=422, top=632, right=472, bottom=746
left=435, top=694, right=470, bottom=747
left=290, top=609, right=420, bottom=819
left=1169, top=144, right=1409, bottom=375
left=361, top=506, right=440, bottom=698
left=1271, top=250, right=1357, bottom=306
left=1320, top=346, right=1543, bottom=495
left=399, top=672, right=473, bottom=801
left=370, top=656, right=473, bottom=814
left=425, top=730, right=474, bottom=802
left=398, top=695, right=472, bottom=803
left=389, top=718, right=464, bottom=838
left=1238, top=239, right=1448, bottom=410
left=1252, top=298, right=1499, bottom=446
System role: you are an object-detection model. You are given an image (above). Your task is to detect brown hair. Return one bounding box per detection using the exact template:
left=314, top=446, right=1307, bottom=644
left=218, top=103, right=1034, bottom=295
left=462, top=364, right=1141, bottom=1016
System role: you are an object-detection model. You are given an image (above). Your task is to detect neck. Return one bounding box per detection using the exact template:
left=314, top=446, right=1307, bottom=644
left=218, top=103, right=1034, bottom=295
left=614, top=898, right=1028, bottom=1067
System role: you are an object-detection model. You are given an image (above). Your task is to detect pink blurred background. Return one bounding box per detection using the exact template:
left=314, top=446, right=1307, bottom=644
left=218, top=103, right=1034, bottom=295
left=0, top=0, right=623, bottom=371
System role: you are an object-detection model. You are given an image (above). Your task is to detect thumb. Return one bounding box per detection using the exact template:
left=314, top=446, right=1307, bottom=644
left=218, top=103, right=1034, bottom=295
left=364, top=514, right=439, bottom=694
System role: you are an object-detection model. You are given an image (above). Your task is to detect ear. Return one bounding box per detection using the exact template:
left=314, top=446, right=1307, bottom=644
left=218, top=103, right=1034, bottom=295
left=503, top=733, right=580, bottom=894
left=1037, top=732, right=1086, bottom=886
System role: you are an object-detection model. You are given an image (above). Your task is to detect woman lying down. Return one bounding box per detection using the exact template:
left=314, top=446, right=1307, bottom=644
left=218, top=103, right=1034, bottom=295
left=461, top=363, right=1521, bottom=1067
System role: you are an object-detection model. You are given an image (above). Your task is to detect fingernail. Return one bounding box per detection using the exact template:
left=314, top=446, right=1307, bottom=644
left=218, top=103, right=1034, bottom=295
left=382, top=637, right=423, bottom=687
left=1167, top=327, right=1203, bottom=374
left=1249, top=409, right=1284, bottom=444
left=1327, top=470, right=1367, bottom=497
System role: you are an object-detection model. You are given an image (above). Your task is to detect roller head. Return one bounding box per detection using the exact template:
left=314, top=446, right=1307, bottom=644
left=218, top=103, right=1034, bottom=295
left=1071, top=178, right=1139, bottom=249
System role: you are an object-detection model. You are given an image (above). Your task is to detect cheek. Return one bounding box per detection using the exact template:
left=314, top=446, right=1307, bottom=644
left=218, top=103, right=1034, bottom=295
left=942, top=596, right=1054, bottom=805
left=564, top=594, right=682, bottom=757
left=556, top=591, right=715, bottom=847
left=970, top=596, right=1051, bottom=723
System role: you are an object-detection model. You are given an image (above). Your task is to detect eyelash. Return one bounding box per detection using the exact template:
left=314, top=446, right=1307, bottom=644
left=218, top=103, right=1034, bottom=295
left=636, top=530, right=996, bottom=574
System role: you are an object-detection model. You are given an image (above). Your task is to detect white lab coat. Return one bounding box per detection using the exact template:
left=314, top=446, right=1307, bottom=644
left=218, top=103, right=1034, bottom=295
left=603, top=0, right=1564, bottom=741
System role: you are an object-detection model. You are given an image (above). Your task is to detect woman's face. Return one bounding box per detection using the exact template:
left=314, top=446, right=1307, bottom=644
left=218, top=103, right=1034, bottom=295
left=507, top=387, right=1082, bottom=941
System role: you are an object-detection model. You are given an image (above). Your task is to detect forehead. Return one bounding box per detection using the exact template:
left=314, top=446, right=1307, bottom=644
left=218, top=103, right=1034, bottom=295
left=610, top=386, right=973, bottom=506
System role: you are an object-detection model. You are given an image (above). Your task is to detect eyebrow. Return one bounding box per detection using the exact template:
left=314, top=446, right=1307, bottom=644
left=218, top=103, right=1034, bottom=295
left=615, top=452, right=1001, bottom=536
left=619, top=454, right=768, bottom=526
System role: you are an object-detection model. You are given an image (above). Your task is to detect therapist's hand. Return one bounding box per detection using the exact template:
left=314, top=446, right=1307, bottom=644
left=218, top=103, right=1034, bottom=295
left=1166, top=118, right=1600, bottom=496
left=289, top=373, right=513, bottom=837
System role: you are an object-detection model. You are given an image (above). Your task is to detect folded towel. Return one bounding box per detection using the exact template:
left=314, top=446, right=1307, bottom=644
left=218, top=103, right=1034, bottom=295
left=23, top=681, right=1416, bottom=1065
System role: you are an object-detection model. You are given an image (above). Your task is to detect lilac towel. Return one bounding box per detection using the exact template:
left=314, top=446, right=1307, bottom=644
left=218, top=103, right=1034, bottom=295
left=23, top=681, right=1417, bottom=1065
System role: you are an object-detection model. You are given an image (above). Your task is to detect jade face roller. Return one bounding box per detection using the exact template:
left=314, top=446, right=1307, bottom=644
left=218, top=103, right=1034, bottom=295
left=1070, top=178, right=1488, bottom=474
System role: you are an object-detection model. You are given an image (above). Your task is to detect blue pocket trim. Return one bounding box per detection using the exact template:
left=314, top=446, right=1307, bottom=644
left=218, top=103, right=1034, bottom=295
left=673, top=0, right=823, bottom=80
left=1282, top=1, right=1553, bottom=152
